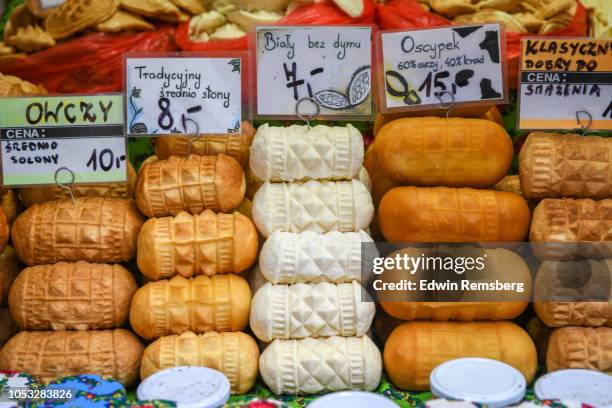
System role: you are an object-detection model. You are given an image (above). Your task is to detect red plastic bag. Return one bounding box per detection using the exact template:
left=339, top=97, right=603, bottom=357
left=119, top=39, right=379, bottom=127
left=376, top=0, right=588, bottom=89
left=175, top=0, right=376, bottom=52
left=0, top=26, right=177, bottom=94
left=376, top=0, right=450, bottom=29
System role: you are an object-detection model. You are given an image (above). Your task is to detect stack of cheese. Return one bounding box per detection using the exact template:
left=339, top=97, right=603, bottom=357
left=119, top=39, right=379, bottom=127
left=368, top=117, right=538, bottom=390
left=130, top=151, right=260, bottom=394
left=249, top=123, right=382, bottom=395
left=521, top=132, right=612, bottom=375
left=0, top=196, right=145, bottom=387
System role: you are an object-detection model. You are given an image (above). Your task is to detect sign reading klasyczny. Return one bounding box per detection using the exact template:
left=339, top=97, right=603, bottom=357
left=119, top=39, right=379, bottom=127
left=256, top=26, right=373, bottom=118
left=0, top=94, right=127, bottom=187
left=379, top=23, right=506, bottom=112
left=518, top=38, right=612, bottom=130
left=125, top=56, right=243, bottom=135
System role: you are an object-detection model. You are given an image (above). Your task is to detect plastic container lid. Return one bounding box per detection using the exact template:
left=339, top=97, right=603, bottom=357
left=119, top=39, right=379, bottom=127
left=308, top=391, right=398, bottom=408
left=137, top=366, right=230, bottom=408
left=430, top=358, right=526, bottom=408
left=534, top=369, right=612, bottom=407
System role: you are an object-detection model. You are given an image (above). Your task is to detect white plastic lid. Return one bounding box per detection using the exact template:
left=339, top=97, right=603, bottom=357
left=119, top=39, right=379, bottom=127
left=137, top=366, right=230, bottom=408
left=430, top=358, right=526, bottom=408
left=535, top=369, right=612, bottom=407
left=308, top=391, right=398, bottom=408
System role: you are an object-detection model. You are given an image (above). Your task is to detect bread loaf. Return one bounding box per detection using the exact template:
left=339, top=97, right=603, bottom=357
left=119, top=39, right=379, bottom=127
left=547, top=327, right=611, bottom=373
left=9, top=262, right=137, bottom=331
left=530, top=199, right=612, bottom=259
left=0, top=208, right=8, bottom=255
left=154, top=121, right=255, bottom=168
left=130, top=274, right=251, bottom=340
left=250, top=281, right=375, bottom=342
left=260, top=336, right=382, bottom=395
left=259, top=230, right=372, bottom=284
left=249, top=123, right=364, bottom=182
left=141, top=331, right=259, bottom=394
left=534, top=259, right=612, bottom=327
left=18, top=163, right=137, bottom=207
left=375, top=117, right=512, bottom=188
left=385, top=321, right=537, bottom=390
left=137, top=210, right=258, bottom=280
left=494, top=175, right=522, bottom=196
left=519, top=132, right=612, bottom=199
left=135, top=154, right=245, bottom=217
left=252, top=180, right=373, bottom=238
left=11, top=197, right=143, bottom=265
left=379, top=187, right=530, bottom=242
left=0, top=329, right=144, bottom=386
left=0, top=246, right=20, bottom=307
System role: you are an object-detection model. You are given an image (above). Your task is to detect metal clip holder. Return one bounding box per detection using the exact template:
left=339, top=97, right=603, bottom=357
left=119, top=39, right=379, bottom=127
left=296, top=97, right=320, bottom=129
left=575, top=110, right=593, bottom=135
left=183, top=116, right=202, bottom=157
left=435, top=91, right=456, bottom=119
left=54, top=167, right=77, bottom=206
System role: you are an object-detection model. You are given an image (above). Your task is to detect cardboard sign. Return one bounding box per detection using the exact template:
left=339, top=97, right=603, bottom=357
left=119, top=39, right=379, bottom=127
left=379, top=24, right=507, bottom=112
left=125, top=55, right=243, bottom=135
left=0, top=94, right=127, bottom=187
left=519, top=38, right=612, bottom=130
left=255, top=26, right=373, bottom=119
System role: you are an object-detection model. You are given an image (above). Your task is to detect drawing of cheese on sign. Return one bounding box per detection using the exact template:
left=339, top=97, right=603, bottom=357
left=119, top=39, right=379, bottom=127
left=256, top=26, right=373, bottom=118
left=380, top=24, right=506, bottom=111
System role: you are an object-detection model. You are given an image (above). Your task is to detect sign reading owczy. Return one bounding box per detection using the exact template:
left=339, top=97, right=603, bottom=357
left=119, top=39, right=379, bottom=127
left=256, top=26, right=372, bottom=118
left=380, top=24, right=506, bottom=111
left=0, top=94, right=127, bottom=187
left=125, top=56, right=242, bottom=135
left=519, top=38, right=612, bottom=130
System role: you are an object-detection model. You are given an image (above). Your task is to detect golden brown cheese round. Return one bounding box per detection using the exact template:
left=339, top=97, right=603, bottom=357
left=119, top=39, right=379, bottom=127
left=11, top=197, right=143, bottom=265
left=375, top=117, right=513, bottom=188
left=9, top=262, right=137, bottom=330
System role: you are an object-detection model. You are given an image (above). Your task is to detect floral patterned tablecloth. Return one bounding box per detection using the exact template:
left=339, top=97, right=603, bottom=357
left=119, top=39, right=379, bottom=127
left=224, top=375, right=576, bottom=408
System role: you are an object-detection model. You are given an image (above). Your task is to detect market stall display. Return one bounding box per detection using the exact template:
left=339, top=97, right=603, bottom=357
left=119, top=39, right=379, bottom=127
left=0, top=1, right=610, bottom=406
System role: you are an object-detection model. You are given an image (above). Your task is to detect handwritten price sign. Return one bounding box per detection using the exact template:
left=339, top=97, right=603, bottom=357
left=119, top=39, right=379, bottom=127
left=518, top=38, right=612, bottom=131
left=379, top=24, right=507, bottom=112
left=125, top=55, right=243, bottom=135
left=0, top=94, right=127, bottom=187
left=256, top=26, right=373, bottom=119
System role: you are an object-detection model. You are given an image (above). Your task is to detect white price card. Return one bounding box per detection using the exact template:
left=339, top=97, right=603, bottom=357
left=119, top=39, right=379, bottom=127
left=0, top=94, right=127, bottom=187
left=379, top=24, right=507, bottom=112
left=125, top=54, right=243, bottom=135
left=255, top=26, right=373, bottom=119
left=518, top=38, right=612, bottom=131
